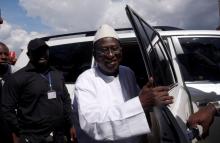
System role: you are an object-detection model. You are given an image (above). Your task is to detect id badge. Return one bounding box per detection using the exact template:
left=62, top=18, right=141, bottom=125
left=47, top=90, right=56, bottom=99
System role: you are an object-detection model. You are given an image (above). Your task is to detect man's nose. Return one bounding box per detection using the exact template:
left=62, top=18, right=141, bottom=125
left=106, top=48, right=114, bottom=57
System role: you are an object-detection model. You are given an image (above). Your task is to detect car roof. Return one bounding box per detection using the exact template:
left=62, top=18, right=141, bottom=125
left=46, top=32, right=136, bottom=46
left=45, top=29, right=220, bottom=46
left=158, top=30, right=220, bottom=36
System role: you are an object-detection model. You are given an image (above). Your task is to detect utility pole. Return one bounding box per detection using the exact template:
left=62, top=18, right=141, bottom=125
left=217, top=0, right=220, bottom=30
left=0, top=9, right=3, bottom=24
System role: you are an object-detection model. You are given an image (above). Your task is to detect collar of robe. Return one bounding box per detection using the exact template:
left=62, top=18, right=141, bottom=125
left=95, top=66, right=119, bottom=83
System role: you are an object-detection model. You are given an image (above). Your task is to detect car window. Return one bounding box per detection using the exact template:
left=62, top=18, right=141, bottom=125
left=177, top=37, right=220, bottom=81
left=120, top=37, right=148, bottom=88
left=149, top=41, right=175, bottom=86
left=126, top=6, right=176, bottom=86
left=49, top=41, right=93, bottom=83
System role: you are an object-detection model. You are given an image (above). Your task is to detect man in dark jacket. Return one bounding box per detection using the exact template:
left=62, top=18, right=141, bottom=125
left=0, top=41, right=14, bottom=143
left=1, top=38, right=76, bottom=143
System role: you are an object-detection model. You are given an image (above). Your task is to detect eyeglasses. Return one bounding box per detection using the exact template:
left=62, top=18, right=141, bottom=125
left=95, top=47, right=122, bottom=56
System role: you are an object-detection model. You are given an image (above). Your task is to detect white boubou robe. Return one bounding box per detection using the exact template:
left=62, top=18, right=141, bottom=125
left=74, top=66, right=150, bottom=143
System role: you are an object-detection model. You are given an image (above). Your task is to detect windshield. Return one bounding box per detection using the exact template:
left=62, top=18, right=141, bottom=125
left=177, top=37, right=220, bottom=81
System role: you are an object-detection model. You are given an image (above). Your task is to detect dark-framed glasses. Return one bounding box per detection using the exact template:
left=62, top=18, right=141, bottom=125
left=96, top=47, right=122, bottom=56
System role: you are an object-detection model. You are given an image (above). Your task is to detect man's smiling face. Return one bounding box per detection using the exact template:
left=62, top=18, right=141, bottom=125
left=94, top=37, right=122, bottom=76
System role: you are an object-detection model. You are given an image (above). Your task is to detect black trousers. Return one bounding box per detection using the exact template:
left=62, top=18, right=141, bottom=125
left=20, top=131, right=65, bottom=143
left=0, top=116, right=13, bottom=143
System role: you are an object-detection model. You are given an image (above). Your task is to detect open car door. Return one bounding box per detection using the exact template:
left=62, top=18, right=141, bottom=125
left=126, top=5, right=193, bottom=143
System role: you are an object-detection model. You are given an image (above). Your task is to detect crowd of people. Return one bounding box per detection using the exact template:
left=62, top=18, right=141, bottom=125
left=0, top=22, right=219, bottom=143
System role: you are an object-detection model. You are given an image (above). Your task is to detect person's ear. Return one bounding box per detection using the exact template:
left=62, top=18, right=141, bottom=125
left=92, top=50, right=96, bottom=59
left=92, top=45, right=97, bottom=59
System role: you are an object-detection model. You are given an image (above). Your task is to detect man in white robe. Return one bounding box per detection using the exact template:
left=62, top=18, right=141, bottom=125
left=74, top=24, right=173, bottom=143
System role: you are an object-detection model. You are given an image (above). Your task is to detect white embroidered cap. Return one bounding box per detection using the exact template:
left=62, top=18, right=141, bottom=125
left=93, top=24, right=119, bottom=43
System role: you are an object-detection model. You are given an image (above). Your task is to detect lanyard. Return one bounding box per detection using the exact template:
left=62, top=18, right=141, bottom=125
left=40, top=72, right=53, bottom=90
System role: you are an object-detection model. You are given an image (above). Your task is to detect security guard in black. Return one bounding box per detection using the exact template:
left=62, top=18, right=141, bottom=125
left=1, top=38, right=74, bottom=143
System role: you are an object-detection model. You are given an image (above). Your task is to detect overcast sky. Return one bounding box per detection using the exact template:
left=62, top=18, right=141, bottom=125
left=0, top=0, right=219, bottom=56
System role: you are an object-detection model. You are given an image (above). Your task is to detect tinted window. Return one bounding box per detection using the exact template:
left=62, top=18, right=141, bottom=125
left=120, top=38, right=148, bottom=87
left=49, top=42, right=93, bottom=83
left=149, top=42, right=175, bottom=86
left=178, top=37, right=220, bottom=81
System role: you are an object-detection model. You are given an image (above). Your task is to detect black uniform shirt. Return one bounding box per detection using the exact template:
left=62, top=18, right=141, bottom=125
left=1, top=63, right=73, bottom=136
left=0, top=64, right=14, bottom=110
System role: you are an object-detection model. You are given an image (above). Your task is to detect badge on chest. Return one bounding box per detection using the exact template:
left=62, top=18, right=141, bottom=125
left=47, top=90, right=56, bottom=99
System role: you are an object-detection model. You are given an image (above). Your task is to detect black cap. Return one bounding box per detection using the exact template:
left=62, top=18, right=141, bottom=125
left=27, top=38, right=48, bottom=53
